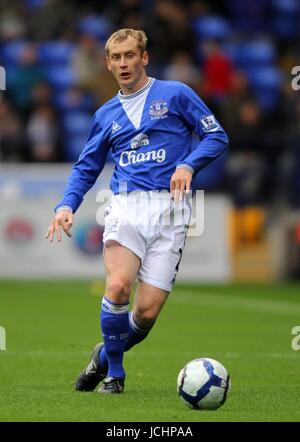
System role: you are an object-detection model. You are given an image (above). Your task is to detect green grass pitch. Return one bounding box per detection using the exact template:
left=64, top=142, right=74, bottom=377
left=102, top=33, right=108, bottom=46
left=0, top=280, right=300, bottom=422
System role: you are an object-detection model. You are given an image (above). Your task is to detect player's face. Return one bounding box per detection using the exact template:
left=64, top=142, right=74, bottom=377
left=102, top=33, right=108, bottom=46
left=106, top=37, right=149, bottom=94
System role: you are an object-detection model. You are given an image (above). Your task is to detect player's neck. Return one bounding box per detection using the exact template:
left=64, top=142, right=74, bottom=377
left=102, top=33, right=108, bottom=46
left=120, top=75, right=150, bottom=96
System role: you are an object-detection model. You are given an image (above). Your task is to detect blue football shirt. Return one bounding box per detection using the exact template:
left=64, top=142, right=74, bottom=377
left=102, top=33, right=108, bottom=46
left=56, top=78, right=228, bottom=213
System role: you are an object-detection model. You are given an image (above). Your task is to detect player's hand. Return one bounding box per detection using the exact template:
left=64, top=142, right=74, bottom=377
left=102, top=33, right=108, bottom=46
left=170, top=168, right=192, bottom=202
left=45, top=209, right=74, bottom=242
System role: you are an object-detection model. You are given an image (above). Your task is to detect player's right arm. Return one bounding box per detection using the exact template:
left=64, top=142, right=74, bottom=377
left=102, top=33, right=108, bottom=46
left=45, top=110, right=110, bottom=242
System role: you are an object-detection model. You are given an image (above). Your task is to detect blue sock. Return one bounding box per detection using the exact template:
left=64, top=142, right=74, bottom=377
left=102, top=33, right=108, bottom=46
left=100, top=297, right=129, bottom=379
left=99, top=311, right=155, bottom=367
left=125, top=311, right=155, bottom=351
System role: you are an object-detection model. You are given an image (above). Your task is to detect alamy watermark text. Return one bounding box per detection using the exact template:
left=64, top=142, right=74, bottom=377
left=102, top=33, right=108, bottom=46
left=0, top=326, right=6, bottom=350
left=0, top=66, right=6, bottom=90
left=291, top=66, right=300, bottom=91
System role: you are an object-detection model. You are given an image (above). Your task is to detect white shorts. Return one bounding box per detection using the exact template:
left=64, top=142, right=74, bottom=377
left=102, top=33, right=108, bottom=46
left=103, top=191, right=192, bottom=292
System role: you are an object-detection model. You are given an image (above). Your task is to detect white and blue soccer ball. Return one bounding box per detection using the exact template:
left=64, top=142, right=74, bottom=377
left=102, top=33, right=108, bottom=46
left=177, top=358, right=231, bottom=410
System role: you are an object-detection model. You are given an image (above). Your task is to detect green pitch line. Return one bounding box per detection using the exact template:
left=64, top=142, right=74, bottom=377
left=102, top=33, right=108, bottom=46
left=0, top=281, right=300, bottom=422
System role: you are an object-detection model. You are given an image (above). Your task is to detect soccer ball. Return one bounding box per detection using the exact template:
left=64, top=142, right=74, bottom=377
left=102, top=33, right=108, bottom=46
left=177, top=358, right=230, bottom=410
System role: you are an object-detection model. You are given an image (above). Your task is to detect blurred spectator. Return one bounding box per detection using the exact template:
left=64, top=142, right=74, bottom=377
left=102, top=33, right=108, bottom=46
left=0, top=5, right=26, bottom=41
left=226, top=100, right=270, bottom=206
left=32, top=82, right=54, bottom=107
left=226, top=151, right=267, bottom=207
left=105, top=0, right=141, bottom=28
left=162, top=52, right=201, bottom=93
left=6, top=45, right=44, bottom=117
left=221, top=71, right=254, bottom=131
left=120, top=11, right=144, bottom=31
left=0, top=99, right=25, bottom=161
left=28, top=0, right=75, bottom=41
left=72, top=35, right=118, bottom=104
left=146, top=0, right=193, bottom=63
left=201, top=40, right=234, bottom=103
left=72, top=34, right=103, bottom=86
left=229, top=100, right=263, bottom=154
left=26, top=104, right=59, bottom=162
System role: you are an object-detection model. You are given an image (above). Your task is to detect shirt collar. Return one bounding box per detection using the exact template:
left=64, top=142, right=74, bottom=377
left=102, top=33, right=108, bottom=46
left=118, top=77, right=154, bottom=100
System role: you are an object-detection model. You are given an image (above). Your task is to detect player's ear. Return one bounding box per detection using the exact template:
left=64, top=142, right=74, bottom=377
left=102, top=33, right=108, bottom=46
left=142, top=51, right=149, bottom=67
left=106, top=56, right=112, bottom=71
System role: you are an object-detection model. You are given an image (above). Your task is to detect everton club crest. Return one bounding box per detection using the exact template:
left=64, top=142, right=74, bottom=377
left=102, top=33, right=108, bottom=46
left=149, top=100, right=168, bottom=120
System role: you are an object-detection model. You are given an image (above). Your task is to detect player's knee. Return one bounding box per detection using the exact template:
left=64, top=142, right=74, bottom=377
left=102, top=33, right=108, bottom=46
left=106, top=277, right=132, bottom=303
left=134, top=308, right=158, bottom=328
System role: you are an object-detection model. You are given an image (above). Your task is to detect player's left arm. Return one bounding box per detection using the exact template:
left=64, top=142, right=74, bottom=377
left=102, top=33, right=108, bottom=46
left=170, top=83, right=229, bottom=200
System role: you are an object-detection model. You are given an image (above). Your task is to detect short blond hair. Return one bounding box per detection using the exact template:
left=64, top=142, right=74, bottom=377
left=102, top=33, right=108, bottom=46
left=105, top=29, right=148, bottom=55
